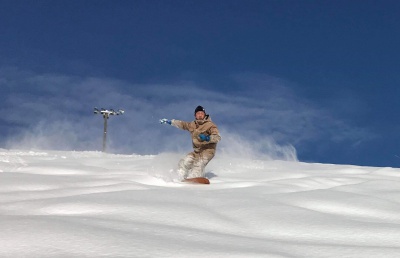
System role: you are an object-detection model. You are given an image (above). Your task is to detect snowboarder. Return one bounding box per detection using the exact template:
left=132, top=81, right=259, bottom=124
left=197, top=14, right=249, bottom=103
left=159, top=105, right=221, bottom=180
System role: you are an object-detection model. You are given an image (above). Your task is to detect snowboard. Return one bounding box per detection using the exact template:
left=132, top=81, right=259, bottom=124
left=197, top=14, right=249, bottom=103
left=182, top=177, right=210, bottom=184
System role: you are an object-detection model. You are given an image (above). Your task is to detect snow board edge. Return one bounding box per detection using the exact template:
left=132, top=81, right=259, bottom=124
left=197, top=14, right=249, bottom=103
left=182, top=177, right=210, bottom=184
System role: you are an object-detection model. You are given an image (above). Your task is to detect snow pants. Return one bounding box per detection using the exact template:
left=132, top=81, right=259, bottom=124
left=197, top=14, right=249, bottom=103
left=177, top=149, right=215, bottom=179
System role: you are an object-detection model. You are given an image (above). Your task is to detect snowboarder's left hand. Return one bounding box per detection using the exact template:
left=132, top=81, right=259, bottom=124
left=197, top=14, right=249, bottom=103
left=198, top=134, right=210, bottom=142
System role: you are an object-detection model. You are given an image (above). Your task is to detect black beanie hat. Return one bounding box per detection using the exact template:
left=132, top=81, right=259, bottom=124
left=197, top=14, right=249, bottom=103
left=194, top=105, right=206, bottom=115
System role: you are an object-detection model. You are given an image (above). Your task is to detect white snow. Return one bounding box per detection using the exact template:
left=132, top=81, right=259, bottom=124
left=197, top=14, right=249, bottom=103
left=1, top=149, right=400, bottom=257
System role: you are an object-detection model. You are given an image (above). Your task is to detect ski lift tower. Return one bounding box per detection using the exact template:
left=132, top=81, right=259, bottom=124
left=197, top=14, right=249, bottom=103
left=94, top=108, right=124, bottom=152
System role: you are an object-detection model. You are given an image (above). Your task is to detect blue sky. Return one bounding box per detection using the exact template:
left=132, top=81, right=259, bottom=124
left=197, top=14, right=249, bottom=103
left=1, top=0, right=400, bottom=167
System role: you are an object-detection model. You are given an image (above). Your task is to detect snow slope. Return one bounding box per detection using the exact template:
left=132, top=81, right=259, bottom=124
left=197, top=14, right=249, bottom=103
left=1, top=150, right=400, bottom=257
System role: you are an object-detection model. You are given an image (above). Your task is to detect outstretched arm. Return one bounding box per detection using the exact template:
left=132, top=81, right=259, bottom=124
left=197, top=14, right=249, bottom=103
left=170, top=119, right=191, bottom=131
left=159, top=118, right=190, bottom=131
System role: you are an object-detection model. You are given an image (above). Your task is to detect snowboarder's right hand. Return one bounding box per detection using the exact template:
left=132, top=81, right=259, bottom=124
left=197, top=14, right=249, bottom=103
left=159, top=118, right=171, bottom=125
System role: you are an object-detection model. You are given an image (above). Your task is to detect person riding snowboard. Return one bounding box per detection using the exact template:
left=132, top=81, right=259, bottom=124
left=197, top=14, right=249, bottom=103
left=159, top=105, right=221, bottom=180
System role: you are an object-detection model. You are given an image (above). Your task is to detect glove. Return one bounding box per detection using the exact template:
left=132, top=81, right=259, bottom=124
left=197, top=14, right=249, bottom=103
left=159, top=118, right=171, bottom=125
left=198, top=134, right=210, bottom=142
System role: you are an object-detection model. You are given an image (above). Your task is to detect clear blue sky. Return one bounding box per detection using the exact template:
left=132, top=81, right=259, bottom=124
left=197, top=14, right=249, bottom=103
left=1, top=0, right=400, bottom=167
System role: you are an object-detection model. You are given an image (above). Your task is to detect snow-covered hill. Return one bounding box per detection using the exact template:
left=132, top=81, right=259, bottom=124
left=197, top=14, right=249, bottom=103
left=1, top=150, right=400, bottom=257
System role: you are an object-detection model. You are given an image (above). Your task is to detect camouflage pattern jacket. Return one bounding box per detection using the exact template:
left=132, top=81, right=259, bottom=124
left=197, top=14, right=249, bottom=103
left=171, top=115, right=221, bottom=153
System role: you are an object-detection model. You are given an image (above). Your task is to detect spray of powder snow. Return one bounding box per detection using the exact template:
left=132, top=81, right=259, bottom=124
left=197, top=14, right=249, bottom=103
left=147, top=152, right=183, bottom=182
left=146, top=130, right=298, bottom=181
left=217, top=130, right=297, bottom=161
left=1, top=68, right=370, bottom=169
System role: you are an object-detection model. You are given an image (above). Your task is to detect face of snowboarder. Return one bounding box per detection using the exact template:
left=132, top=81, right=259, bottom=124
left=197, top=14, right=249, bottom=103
left=195, top=111, right=206, bottom=120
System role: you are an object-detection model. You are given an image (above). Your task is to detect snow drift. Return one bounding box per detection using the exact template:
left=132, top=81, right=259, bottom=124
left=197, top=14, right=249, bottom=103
left=1, top=149, right=400, bottom=257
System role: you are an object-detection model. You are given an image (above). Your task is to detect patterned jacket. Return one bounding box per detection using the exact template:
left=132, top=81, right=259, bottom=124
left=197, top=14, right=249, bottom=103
left=171, top=115, right=221, bottom=153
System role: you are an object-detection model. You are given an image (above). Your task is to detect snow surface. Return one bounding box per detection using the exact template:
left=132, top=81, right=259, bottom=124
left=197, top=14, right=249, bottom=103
left=1, top=149, right=400, bottom=257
